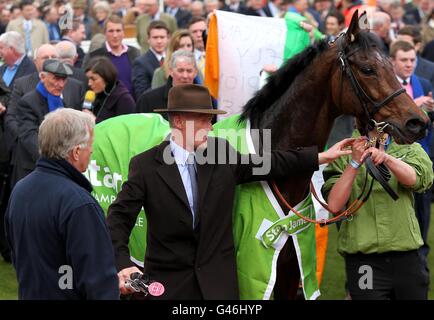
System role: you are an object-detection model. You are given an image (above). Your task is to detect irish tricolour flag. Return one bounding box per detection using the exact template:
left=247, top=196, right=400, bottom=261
left=205, top=10, right=322, bottom=118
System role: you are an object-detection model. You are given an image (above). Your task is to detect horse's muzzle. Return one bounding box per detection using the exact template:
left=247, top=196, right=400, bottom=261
left=404, top=116, right=429, bottom=141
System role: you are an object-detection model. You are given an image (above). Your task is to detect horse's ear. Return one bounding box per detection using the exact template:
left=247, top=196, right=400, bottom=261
left=346, top=9, right=360, bottom=43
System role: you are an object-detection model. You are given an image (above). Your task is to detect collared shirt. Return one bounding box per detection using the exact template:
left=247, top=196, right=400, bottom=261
left=152, top=12, right=161, bottom=20
left=150, top=47, right=165, bottom=63
left=23, top=19, right=32, bottom=31
left=105, top=41, right=128, bottom=57
left=268, top=2, right=280, bottom=17
left=322, top=130, right=433, bottom=255
left=167, top=7, right=179, bottom=17
left=397, top=75, right=413, bottom=98
left=257, top=9, right=267, bottom=17
left=2, top=54, right=25, bottom=87
left=170, top=138, right=197, bottom=226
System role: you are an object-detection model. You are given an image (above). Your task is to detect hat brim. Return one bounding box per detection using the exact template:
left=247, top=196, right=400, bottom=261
left=153, top=107, right=227, bottom=115
left=49, top=72, right=72, bottom=78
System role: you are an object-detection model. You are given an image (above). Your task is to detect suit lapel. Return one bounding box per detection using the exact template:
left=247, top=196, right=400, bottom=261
left=155, top=140, right=192, bottom=215
left=194, top=152, right=214, bottom=228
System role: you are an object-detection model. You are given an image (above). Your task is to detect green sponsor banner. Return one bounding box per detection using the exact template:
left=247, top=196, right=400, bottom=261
left=261, top=197, right=313, bottom=249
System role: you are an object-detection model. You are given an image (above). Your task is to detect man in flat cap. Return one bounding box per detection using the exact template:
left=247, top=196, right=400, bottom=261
left=107, top=84, right=353, bottom=299
left=13, top=59, right=80, bottom=184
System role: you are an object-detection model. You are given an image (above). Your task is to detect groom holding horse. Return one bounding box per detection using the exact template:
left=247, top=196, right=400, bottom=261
left=107, top=84, right=354, bottom=299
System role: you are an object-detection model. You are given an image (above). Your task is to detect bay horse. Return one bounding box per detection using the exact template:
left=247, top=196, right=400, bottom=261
left=239, top=11, right=428, bottom=299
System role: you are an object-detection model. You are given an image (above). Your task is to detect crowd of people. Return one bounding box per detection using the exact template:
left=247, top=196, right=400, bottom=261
left=0, top=0, right=434, bottom=300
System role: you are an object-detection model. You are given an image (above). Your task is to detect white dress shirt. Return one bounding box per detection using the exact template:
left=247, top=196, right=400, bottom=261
left=170, top=138, right=197, bottom=227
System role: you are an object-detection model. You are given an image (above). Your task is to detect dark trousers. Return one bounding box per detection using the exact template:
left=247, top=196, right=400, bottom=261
left=414, top=189, right=432, bottom=257
left=345, top=250, right=429, bottom=300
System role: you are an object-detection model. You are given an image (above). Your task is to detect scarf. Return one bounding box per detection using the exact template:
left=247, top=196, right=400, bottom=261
left=36, top=81, right=64, bottom=112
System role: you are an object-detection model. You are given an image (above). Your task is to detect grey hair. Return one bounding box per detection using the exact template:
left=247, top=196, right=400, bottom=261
left=372, top=12, right=391, bottom=28
left=94, top=1, right=112, bottom=14
left=38, top=109, right=95, bottom=160
left=55, top=41, right=77, bottom=60
left=170, top=50, right=197, bottom=69
left=0, top=31, right=25, bottom=55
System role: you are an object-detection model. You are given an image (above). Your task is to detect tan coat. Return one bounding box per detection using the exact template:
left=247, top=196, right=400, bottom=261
left=6, top=18, right=49, bottom=54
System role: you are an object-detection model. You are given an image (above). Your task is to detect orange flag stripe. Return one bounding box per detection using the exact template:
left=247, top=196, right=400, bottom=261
left=204, top=13, right=219, bottom=99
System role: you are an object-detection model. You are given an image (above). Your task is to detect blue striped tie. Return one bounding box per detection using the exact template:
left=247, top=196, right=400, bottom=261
left=187, top=153, right=199, bottom=227
left=24, top=21, right=32, bottom=56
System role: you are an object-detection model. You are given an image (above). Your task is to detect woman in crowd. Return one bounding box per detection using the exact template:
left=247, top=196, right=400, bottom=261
left=85, top=56, right=135, bottom=123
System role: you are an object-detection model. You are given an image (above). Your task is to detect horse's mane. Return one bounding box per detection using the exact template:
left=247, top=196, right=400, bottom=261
left=239, top=31, right=379, bottom=124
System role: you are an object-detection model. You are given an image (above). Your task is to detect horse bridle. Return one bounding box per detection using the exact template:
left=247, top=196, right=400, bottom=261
left=336, top=34, right=406, bottom=128
left=271, top=33, right=405, bottom=226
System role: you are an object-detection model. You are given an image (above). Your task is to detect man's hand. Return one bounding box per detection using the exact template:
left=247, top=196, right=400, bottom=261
left=118, top=266, right=142, bottom=295
left=299, top=21, right=315, bottom=42
left=0, top=102, right=6, bottom=115
left=318, top=138, right=355, bottom=165
left=415, top=92, right=434, bottom=111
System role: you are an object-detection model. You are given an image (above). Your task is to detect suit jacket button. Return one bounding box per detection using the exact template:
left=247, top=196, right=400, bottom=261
left=197, top=267, right=201, bottom=271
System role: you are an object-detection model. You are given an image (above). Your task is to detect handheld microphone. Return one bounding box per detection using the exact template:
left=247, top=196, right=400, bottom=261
left=82, top=90, right=96, bottom=111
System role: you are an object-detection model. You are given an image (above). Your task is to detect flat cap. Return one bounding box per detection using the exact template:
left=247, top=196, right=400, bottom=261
left=42, top=59, right=73, bottom=78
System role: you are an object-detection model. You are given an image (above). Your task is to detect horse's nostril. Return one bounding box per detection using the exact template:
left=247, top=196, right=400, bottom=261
left=405, top=118, right=427, bottom=134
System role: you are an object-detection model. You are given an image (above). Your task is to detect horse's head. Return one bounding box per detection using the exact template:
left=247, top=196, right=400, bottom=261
left=331, top=10, right=429, bottom=144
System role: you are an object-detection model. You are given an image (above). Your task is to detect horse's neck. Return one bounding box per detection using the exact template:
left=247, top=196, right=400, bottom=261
left=259, top=57, right=339, bottom=207
left=263, top=63, right=338, bottom=151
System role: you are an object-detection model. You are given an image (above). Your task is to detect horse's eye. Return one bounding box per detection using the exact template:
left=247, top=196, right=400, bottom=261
left=360, top=66, right=375, bottom=75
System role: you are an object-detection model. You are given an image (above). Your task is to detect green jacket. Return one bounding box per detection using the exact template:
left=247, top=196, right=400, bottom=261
left=322, top=133, right=433, bottom=255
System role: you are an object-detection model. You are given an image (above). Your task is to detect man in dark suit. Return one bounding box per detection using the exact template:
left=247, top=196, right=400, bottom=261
left=12, top=60, right=82, bottom=186
left=165, top=0, right=192, bottom=28
left=132, top=20, right=169, bottom=99
left=0, top=31, right=36, bottom=89
left=107, top=84, right=354, bottom=299
left=0, top=30, right=36, bottom=263
left=85, top=15, right=140, bottom=97
left=397, top=26, right=434, bottom=89
left=4, top=44, right=85, bottom=165
left=60, top=20, right=86, bottom=68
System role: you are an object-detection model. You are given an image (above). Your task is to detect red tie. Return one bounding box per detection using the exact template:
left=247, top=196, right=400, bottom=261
left=159, top=57, right=164, bottom=67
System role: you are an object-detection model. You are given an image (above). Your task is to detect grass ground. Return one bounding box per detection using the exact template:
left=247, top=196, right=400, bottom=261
left=1, top=210, right=434, bottom=300
left=319, top=212, right=434, bottom=299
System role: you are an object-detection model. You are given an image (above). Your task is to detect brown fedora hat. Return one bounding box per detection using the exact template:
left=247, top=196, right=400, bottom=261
left=154, top=84, right=226, bottom=115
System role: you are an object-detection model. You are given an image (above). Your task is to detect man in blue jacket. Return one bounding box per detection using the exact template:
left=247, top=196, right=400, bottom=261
left=5, top=108, right=119, bottom=300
